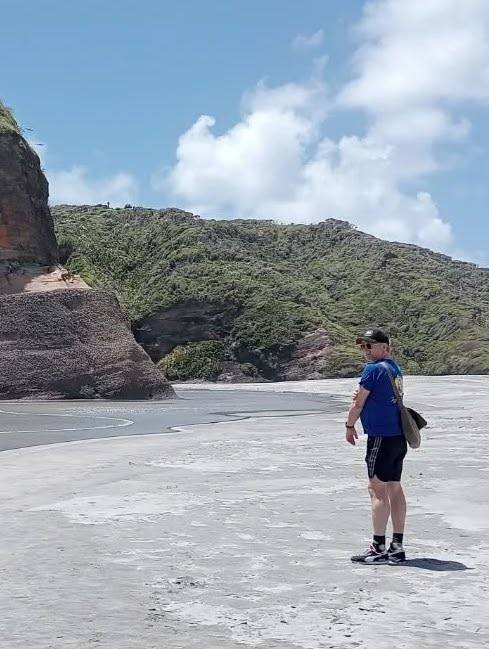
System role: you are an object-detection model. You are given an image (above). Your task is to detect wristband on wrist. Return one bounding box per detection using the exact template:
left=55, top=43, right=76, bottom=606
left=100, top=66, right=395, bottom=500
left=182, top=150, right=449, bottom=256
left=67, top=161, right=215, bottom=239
left=345, top=423, right=355, bottom=429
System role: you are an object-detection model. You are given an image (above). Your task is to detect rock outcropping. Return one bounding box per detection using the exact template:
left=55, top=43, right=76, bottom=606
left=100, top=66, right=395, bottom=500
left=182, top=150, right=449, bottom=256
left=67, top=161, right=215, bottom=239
left=0, top=106, right=58, bottom=264
left=0, top=102, right=174, bottom=399
left=135, top=299, right=239, bottom=361
left=279, top=329, right=334, bottom=381
left=0, top=290, right=173, bottom=399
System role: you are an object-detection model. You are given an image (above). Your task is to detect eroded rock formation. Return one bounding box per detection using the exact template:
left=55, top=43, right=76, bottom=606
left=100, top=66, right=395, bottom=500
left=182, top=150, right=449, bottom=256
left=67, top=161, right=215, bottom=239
left=0, top=108, right=58, bottom=264
left=135, top=299, right=239, bottom=361
left=0, top=102, right=174, bottom=399
left=279, top=329, right=334, bottom=380
left=0, top=290, right=173, bottom=399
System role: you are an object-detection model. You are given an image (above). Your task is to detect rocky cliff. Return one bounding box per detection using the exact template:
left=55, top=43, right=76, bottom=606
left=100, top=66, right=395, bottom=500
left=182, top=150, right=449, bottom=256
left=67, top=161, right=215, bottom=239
left=135, top=299, right=239, bottom=361
left=0, top=289, right=173, bottom=399
left=0, top=102, right=174, bottom=399
left=0, top=104, right=58, bottom=264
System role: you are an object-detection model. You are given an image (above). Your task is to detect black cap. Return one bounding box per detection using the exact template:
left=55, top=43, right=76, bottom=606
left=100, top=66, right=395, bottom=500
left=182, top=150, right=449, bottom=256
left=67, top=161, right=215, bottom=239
left=356, top=328, right=390, bottom=345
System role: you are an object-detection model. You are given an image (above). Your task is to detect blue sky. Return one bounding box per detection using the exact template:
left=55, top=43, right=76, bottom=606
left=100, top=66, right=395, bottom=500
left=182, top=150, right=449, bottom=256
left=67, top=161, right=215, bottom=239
left=1, top=0, right=488, bottom=265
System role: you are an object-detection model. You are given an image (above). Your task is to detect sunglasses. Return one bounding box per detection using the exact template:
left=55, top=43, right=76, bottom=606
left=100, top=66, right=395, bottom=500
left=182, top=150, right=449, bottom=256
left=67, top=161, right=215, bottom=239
left=359, top=342, right=379, bottom=350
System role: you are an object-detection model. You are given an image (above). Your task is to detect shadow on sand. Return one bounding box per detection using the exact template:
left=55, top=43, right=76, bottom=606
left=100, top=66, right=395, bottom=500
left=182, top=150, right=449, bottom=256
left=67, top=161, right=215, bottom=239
left=394, top=558, right=470, bottom=571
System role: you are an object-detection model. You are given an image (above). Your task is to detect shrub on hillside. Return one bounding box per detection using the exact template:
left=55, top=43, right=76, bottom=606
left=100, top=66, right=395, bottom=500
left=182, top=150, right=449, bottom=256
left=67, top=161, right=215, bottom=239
left=159, top=340, right=226, bottom=381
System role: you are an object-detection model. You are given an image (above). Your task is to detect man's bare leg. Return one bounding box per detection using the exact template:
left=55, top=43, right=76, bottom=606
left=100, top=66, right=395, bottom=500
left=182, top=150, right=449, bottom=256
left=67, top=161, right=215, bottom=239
left=351, top=477, right=391, bottom=563
left=368, top=477, right=390, bottom=535
left=386, top=481, right=407, bottom=563
left=387, top=481, right=406, bottom=534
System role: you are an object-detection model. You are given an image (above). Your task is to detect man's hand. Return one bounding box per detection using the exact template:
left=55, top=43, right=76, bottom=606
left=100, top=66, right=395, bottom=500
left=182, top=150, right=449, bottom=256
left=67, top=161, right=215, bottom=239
left=346, top=427, right=358, bottom=445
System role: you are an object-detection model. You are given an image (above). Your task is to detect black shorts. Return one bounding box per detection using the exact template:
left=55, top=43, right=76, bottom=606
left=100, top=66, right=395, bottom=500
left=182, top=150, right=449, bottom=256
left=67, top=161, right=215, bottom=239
left=365, top=435, right=407, bottom=482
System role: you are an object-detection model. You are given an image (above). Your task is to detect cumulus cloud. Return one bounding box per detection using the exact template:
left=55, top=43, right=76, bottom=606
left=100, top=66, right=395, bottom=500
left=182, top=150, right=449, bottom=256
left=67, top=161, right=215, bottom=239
left=164, top=0, right=489, bottom=254
left=47, top=166, right=138, bottom=207
left=292, top=29, right=324, bottom=51
left=166, top=79, right=452, bottom=249
left=340, top=0, right=489, bottom=113
left=30, top=136, right=139, bottom=207
left=165, top=79, right=329, bottom=216
left=338, top=0, right=489, bottom=175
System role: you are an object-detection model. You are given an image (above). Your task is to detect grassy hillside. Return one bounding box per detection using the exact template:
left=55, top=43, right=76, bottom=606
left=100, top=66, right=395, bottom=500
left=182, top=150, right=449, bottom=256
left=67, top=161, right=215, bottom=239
left=0, top=101, right=21, bottom=135
left=52, top=204, right=489, bottom=378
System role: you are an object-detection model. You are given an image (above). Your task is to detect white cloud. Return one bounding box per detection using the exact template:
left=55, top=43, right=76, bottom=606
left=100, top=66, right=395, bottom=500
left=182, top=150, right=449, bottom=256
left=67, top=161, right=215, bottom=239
left=47, top=165, right=138, bottom=207
left=164, top=0, right=489, bottom=256
left=165, top=79, right=329, bottom=216
left=167, top=84, right=452, bottom=248
left=29, top=138, right=138, bottom=207
left=340, top=0, right=489, bottom=112
left=338, top=0, right=489, bottom=178
left=292, top=29, right=324, bottom=51
left=29, top=137, right=139, bottom=207
left=166, top=77, right=453, bottom=250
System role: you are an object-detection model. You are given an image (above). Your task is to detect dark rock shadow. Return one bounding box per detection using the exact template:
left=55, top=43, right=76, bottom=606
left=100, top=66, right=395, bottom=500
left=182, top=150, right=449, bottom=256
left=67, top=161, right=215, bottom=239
left=394, top=558, right=470, bottom=571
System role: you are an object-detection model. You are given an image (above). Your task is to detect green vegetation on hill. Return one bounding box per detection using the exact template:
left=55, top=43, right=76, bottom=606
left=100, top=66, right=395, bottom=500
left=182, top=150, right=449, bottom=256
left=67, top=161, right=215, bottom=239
left=52, top=204, right=489, bottom=378
left=0, top=100, right=20, bottom=135
left=160, top=340, right=227, bottom=381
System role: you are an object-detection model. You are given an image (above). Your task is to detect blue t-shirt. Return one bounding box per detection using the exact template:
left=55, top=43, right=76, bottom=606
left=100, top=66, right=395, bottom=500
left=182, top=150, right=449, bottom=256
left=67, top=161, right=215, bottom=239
left=359, top=358, right=403, bottom=437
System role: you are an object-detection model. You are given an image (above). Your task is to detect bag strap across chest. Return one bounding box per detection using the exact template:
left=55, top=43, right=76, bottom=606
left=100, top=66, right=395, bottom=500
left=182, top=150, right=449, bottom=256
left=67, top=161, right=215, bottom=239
left=379, top=361, right=402, bottom=405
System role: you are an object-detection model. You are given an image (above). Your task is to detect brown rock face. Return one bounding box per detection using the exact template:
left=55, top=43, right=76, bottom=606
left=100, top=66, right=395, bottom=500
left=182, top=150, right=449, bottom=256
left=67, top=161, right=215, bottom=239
left=135, top=299, right=239, bottom=361
left=0, top=130, right=58, bottom=264
left=0, top=102, right=174, bottom=399
left=0, top=289, right=174, bottom=400
left=279, top=328, right=334, bottom=380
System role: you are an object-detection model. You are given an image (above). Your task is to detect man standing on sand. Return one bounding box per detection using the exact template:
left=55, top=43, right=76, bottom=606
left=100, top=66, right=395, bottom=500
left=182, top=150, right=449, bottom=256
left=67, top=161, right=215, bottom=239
left=345, top=328, right=407, bottom=565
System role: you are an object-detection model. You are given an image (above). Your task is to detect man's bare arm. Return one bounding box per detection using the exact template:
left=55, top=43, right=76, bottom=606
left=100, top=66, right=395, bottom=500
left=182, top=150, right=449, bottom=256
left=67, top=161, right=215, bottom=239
left=345, top=387, right=370, bottom=445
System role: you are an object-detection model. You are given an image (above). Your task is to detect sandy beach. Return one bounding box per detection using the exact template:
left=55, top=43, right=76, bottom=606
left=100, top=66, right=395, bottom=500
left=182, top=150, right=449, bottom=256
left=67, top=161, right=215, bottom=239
left=0, top=376, right=488, bottom=648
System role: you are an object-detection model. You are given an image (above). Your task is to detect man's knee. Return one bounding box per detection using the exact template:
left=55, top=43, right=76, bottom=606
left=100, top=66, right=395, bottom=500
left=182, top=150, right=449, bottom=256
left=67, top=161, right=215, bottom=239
left=368, top=478, right=388, bottom=502
left=387, top=481, right=404, bottom=499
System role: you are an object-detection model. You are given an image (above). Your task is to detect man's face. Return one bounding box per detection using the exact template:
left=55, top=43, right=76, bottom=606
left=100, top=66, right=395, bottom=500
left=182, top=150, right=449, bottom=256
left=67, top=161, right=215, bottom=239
left=358, top=341, right=389, bottom=361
